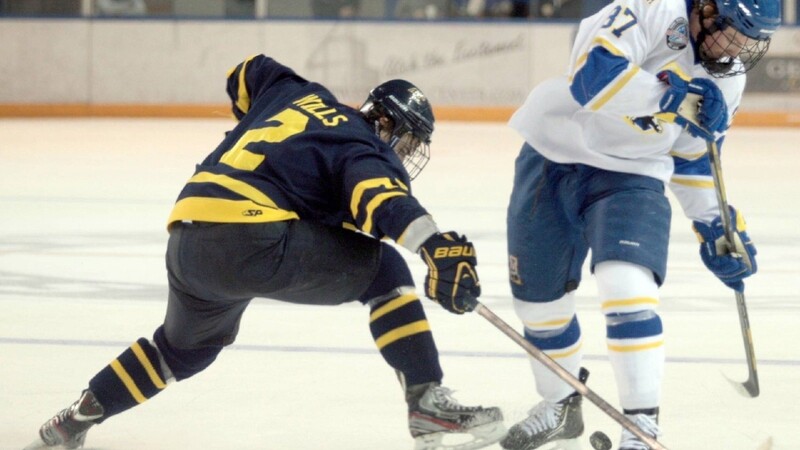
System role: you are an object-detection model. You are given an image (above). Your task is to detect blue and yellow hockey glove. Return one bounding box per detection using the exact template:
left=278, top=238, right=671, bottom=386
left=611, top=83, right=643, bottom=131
left=419, top=232, right=480, bottom=314
left=657, top=70, right=728, bottom=141
left=693, top=207, right=757, bottom=292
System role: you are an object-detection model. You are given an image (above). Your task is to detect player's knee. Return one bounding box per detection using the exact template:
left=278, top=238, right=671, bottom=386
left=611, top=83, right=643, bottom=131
left=595, top=261, right=662, bottom=339
left=513, top=292, right=576, bottom=335
left=153, top=326, right=222, bottom=381
left=359, top=243, right=415, bottom=304
left=595, top=261, right=659, bottom=306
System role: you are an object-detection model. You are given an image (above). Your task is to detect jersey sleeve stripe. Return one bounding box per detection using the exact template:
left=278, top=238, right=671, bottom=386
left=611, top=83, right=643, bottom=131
left=670, top=176, right=714, bottom=188
left=570, top=43, right=637, bottom=108
left=672, top=154, right=712, bottom=176
left=361, top=191, right=407, bottom=234
left=234, top=55, right=258, bottom=115
left=669, top=149, right=706, bottom=160
left=589, top=65, right=641, bottom=111
left=350, top=177, right=395, bottom=218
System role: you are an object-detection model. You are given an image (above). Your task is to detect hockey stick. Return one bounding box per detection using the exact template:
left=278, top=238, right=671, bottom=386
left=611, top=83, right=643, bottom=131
left=474, top=302, right=669, bottom=450
left=705, top=139, right=760, bottom=397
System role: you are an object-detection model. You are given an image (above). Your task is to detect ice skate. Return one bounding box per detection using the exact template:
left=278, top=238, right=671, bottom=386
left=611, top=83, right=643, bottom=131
left=407, top=382, right=505, bottom=450
left=499, top=393, right=583, bottom=450
left=24, top=390, right=104, bottom=450
left=618, top=409, right=660, bottom=450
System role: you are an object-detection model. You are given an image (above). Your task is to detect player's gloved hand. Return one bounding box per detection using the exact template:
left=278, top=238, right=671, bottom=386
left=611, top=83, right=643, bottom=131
left=692, top=206, right=757, bottom=292
left=657, top=70, right=728, bottom=141
left=419, top=232, right=480, bottom=314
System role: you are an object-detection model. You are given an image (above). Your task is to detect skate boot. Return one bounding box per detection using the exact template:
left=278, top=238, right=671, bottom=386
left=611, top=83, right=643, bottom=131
left=499, top=393, right=583, bottom=450
left=407, top=382, right=505, bottom=450
left=618, top=409, right=660, bottom=450
left=24, top=390, right=104, bottom=450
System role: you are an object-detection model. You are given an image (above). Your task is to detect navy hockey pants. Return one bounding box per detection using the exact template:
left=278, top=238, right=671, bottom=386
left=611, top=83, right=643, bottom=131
left=507, top=144, right=672, bottom=302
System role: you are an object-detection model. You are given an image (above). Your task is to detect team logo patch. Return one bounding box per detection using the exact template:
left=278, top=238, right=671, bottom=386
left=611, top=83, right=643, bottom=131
left=408, top=87, right=427, bottom=106
left=666, top=18, right=689, bottom=50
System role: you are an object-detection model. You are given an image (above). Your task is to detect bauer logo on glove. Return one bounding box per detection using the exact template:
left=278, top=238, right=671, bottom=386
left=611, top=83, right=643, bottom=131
left=419, top=232, right=481, bottom=314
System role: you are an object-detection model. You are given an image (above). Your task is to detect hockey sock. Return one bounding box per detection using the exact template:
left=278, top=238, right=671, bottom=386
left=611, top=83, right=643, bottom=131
left=88, top=337, right=170, bottom=421
left=514, top=293, right=583, bottom=402
left=596, top=261, right=664, bottom=409
left=524, top=314, right=583, bottom=402
left=369, top=291, right=443, bottom=386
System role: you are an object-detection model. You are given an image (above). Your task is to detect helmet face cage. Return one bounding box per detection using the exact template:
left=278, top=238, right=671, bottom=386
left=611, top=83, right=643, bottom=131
left=390, top=130, right=430, bottom=180
left=360, top=81, right=435, bottom=180
left=699, top=16, right=771, bottom=77
left=696, top=0, right=776, bottom=78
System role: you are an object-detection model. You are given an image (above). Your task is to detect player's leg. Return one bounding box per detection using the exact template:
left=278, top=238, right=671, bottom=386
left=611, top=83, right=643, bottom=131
left=27, top=222, right=259, bottom=449
left=502, top=145, right=589, bottom=450
left=584, top=171, right=671, bottom=449
left=359, top=242, right=504, bottom=450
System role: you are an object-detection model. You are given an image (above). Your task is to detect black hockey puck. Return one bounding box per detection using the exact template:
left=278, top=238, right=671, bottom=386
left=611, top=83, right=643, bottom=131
left=590, top=430, right=612, bottom=450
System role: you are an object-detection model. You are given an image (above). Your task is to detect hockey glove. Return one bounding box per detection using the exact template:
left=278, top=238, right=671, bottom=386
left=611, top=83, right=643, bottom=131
left=419, top=232, right=481, bottom=314
left=657, top=70, right=728, bottom=142
left=692, top=206, right=757, bottom=292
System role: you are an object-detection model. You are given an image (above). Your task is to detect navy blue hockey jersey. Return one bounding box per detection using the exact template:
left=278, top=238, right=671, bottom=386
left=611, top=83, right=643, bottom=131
left=168, top=54, right=429, bottom=243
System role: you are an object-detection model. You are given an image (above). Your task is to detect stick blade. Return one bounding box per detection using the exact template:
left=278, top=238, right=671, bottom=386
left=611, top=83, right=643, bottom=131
left=722, top=370, right=760, bottom=398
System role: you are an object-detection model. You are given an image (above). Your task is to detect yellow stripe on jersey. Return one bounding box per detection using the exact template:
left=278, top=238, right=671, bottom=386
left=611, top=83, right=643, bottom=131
left=601, top=296, right=659, bottom=310
left=608, top=340, right=664, bottom=352
left=362, top=192, right=406, bottom=234
left=374, top=320, right=431, bottom=349
left=188, top=171, right=277, bottom=208
left=659, top=62, right=691, bottom=81
left=235, top=55, right=258, bottom=116
left=593, top=37, right=624, bottom=56
left=571, top=37, right=625, bottom=81
left=110, top=360, right=147, bottom=404
left=131, top=342, right=167, bottom=390
left=350, top=178, right=396, bottom=218
left=168, top=197, right=298, bottom=228
left=669, top=149, right=707, bottom=160
left=670, top=176, right=714, bottom=188
left=590, top=65, right=641, bottom=111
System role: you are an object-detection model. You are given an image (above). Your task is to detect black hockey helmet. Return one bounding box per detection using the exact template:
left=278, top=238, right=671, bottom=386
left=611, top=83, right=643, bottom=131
left=360, top=79, right=435, bottom=180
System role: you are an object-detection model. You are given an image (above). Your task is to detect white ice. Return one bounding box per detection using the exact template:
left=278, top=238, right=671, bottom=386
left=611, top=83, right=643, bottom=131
left=0, top=118, right=798, bottom=449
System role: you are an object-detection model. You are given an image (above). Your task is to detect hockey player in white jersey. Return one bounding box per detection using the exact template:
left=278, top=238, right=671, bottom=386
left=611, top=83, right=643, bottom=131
left=502, top=0, right=778, bottom=449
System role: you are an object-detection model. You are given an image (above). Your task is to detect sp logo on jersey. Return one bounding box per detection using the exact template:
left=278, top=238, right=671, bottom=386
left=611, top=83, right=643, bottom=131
left=666, top=18, right=689, bottom=50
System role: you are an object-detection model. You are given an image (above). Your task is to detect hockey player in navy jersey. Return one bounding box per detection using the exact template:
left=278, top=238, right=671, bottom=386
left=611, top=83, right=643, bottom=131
left=25, top=54, right=504, bottom=450
left=501, top=0, right=777, bottom=449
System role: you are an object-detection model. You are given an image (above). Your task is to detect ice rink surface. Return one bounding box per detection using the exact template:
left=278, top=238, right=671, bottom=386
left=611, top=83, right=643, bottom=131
left=1, top=118, right=798, bottom=449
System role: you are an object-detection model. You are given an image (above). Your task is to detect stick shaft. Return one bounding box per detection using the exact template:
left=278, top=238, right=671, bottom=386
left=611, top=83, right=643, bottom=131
left=474, top=303, right=668, bottom=450
left=706, top=140, right=760, bottom=396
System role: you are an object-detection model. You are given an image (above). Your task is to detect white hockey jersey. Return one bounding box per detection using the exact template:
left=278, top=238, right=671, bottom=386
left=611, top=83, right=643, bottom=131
left=509, top=0, right=746, bottom=222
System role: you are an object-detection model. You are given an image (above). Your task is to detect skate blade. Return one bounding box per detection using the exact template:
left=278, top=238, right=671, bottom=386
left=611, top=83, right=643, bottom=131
left=414, top=421, right=507, bottom=450
left=541, top=438, right=583, bottom=450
